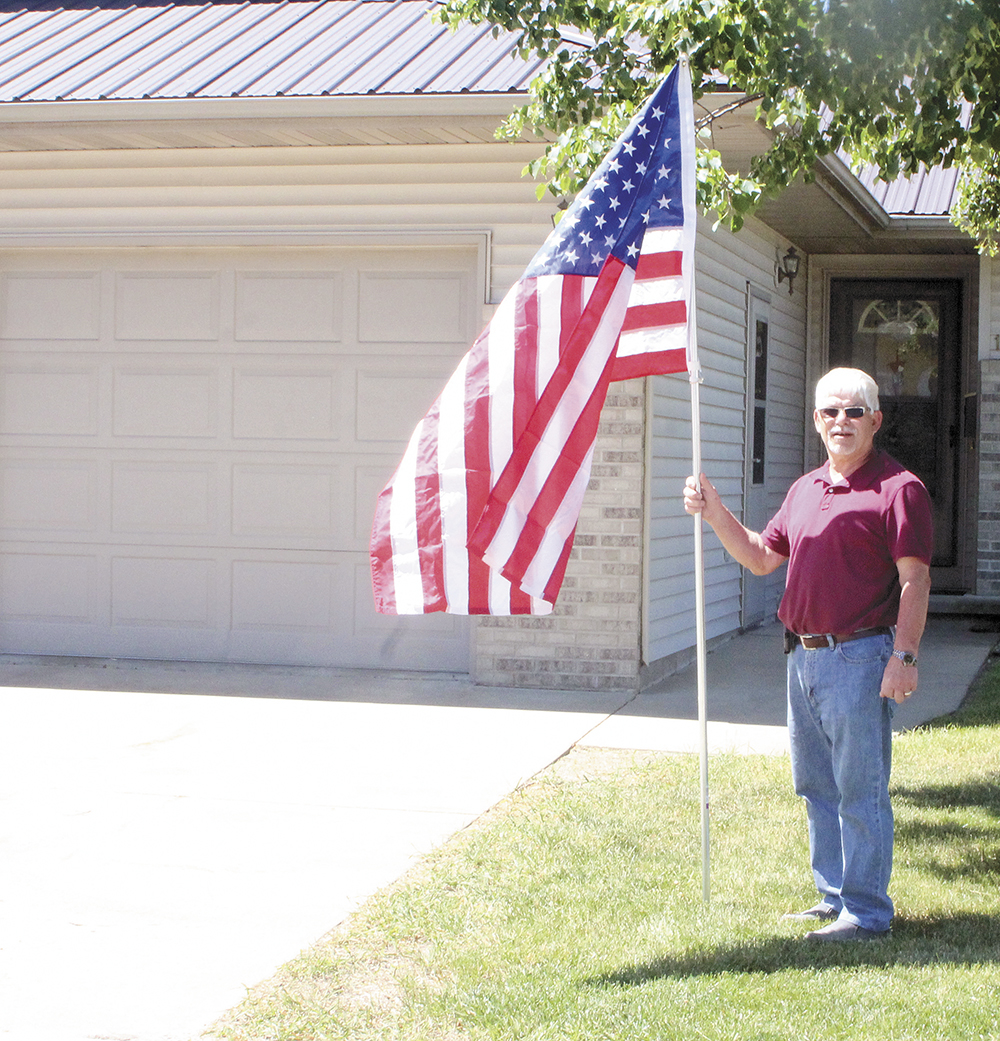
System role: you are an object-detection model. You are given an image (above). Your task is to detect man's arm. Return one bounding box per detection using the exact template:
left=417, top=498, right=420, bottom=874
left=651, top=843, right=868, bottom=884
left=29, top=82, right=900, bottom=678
left=880, top=555, right=932, bottom=704
left=683, top=473, right=787, bottom=576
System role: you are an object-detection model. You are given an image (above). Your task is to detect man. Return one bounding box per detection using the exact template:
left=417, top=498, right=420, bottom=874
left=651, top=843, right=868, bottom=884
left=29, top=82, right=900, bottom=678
left=683, top=367, right=932, bottom=941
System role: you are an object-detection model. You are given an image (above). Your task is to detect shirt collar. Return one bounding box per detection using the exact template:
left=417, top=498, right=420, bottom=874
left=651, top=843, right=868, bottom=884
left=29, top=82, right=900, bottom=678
left=816, top=450, right=882, bottom=490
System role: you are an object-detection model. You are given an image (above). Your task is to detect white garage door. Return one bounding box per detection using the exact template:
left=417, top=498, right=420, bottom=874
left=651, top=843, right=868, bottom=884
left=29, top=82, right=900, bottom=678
left=0, top=246, right=475, bottom=670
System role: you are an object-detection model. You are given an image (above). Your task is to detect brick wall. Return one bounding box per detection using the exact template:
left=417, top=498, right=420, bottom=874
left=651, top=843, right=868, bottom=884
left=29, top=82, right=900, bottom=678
left=979, top=358, right=1000, bottom=595
left=472, top=378, right=646, bottom=690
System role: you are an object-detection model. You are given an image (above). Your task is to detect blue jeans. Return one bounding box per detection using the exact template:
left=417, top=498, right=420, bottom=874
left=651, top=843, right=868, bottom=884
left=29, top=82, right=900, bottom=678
left=786, top=632, right=895, bottom=931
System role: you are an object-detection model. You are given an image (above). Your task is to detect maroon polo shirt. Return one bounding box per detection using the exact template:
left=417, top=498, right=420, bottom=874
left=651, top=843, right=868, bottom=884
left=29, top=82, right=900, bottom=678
left=761, top=451, right=933, bottom=636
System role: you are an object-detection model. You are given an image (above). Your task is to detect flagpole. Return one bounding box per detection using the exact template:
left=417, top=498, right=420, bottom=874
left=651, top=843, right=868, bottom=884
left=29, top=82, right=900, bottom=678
left=689, top=363, right=710, bottom=904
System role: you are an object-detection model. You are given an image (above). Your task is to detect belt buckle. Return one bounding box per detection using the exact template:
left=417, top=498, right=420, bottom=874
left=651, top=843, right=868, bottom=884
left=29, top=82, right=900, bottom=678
left=803, top=633, right=836, bottom=649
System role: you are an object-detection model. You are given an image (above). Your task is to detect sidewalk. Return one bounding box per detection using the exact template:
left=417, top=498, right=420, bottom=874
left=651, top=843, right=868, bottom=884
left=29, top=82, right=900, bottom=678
left=0, top=617, right=995, bottom=1041
left=583, top=615, right=999, bottom=755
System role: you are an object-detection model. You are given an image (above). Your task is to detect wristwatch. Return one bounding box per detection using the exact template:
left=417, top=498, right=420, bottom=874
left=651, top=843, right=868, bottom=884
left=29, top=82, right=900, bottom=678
left=892, top=649, right=918, bottom=667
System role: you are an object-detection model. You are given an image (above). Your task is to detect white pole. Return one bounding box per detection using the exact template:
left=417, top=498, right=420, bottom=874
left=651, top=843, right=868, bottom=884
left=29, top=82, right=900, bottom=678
left=675, top=54, right=708, bottom=903
left=689, top=365, right=710, bottom=903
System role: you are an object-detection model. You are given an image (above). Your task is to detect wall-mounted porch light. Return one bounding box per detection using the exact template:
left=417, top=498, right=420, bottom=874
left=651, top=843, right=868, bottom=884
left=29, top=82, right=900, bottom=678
left=776, top=246, right=801, bottom=295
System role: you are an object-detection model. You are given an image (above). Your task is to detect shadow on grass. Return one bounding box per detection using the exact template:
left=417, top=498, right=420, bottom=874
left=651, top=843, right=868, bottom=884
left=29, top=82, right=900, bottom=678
left=581, top=913, right=1000, bottom=987
left=893, top=777, right=1000, bottom=818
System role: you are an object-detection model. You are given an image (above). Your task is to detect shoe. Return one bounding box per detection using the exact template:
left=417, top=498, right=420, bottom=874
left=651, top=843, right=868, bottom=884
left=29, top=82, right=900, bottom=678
left=780, top=904, right=839, bottom=922
left=804, top=920, right=890, bottom=942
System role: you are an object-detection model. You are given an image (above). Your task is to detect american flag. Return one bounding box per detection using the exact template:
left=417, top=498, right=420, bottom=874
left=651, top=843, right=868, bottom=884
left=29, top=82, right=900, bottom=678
left=371, top=62, right=697, bottom=615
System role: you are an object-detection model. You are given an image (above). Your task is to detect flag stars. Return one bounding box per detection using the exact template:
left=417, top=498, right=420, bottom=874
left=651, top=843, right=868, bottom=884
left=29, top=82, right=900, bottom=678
left=520, top=70, right=687, bottom=283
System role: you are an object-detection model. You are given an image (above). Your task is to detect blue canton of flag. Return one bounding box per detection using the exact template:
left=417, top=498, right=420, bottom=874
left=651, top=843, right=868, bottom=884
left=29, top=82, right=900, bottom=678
left=525, top=75, right=686, bottom=281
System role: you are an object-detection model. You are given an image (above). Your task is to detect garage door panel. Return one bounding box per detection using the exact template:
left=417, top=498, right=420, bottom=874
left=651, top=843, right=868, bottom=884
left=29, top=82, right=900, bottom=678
left=115, top=272, right=219, bottom=342
left=231, top=559, right=343, bottom=632
left=355, top=367, right=457, bottom=443
left=0, top=460, right=99, bottom=532
left=234, top=272, right=342, bottom=343
left=1, top=551, right=101, bottom=624
left=112, top=556, right=217, bottom=629
left=111, top=462, right=217, bottom=535
left=1, top=366, right=100, bottom=435
left=113, top=367, right=218, bottom=438
left=230, top=465, right=337, bottom=540
left=1, top=272, right=101, bottom=341
left=358, top=271, right=470, bottom=344
left=232, top=369, right=340, bottom=441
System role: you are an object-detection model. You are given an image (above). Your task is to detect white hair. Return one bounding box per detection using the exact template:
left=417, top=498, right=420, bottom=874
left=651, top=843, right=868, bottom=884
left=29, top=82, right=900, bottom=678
left=814, top=367, right=880, bottom=412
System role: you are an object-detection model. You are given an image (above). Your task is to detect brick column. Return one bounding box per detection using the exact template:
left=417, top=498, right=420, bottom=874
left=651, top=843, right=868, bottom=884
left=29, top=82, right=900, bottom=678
left=472, top=379, right=646, bottom=690
left=979, top=358, right=1000, bottom=595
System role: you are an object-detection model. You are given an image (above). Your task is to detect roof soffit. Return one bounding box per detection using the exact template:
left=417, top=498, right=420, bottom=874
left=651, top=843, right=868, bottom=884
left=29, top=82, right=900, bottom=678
left=0, top=92, right=553, bottom=150
left=699, top=90, right=972, bottom=255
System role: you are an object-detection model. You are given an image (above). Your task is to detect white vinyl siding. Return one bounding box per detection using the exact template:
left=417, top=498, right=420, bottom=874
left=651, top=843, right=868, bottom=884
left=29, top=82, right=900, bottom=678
left=0, top=141, right=554, bottom=308
left=643, top=215, right=808, bottom=664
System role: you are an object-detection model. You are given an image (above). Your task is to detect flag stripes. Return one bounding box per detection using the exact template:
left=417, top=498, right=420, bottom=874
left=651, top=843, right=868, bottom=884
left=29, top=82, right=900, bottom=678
left=470, top=258, right=634, bottom=601
left=612, top=227, right=693, bottom=380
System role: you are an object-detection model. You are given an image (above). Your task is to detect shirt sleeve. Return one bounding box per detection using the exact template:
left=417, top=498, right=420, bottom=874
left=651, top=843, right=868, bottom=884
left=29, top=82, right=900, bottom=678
left=886, top=478, right=934, bottom=564
left=762, top=497, right=791, bottom=557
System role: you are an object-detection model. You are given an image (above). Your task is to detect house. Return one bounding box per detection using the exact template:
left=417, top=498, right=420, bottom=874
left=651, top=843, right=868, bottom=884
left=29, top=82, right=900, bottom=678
left=0, top=0, right=993, bottom=691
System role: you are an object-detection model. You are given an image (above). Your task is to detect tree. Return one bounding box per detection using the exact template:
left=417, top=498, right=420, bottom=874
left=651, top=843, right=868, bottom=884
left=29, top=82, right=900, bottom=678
left=437, top=0, right=1000, bottom=245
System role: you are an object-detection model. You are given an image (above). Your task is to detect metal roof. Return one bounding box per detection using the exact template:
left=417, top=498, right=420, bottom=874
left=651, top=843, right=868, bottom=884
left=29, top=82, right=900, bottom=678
left=856, top=164, right=959, bottom=218
left=0, top=1, right=963, bottom=218
left=0, top=0, right=545, bottom=102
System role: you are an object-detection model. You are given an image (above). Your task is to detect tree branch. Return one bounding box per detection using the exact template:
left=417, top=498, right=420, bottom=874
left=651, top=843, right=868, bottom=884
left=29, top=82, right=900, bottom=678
left=694, top=93, right=766, bottom=131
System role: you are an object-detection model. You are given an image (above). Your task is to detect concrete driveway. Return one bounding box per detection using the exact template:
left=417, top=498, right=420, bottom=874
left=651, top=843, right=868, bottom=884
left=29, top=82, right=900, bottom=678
left=0, top=668, right=628, bottom=1041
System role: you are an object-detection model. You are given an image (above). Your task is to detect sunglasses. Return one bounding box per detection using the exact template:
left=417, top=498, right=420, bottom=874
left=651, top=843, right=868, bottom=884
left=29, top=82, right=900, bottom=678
left=818, top=406, right=870, bottom=420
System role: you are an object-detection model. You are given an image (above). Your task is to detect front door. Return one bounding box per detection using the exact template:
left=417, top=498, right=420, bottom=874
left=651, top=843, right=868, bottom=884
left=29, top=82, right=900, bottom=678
left=828, top=278, right=967, bottom=591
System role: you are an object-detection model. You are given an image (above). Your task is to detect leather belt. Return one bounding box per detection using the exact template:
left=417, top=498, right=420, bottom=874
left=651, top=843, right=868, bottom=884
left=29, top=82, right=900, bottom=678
left=791, top=627, right=892, bottom=650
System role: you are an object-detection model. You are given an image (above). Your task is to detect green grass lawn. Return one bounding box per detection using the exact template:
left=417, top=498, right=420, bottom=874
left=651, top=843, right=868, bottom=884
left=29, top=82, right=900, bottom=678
left=209, top=646, right=1000, bottom=1041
